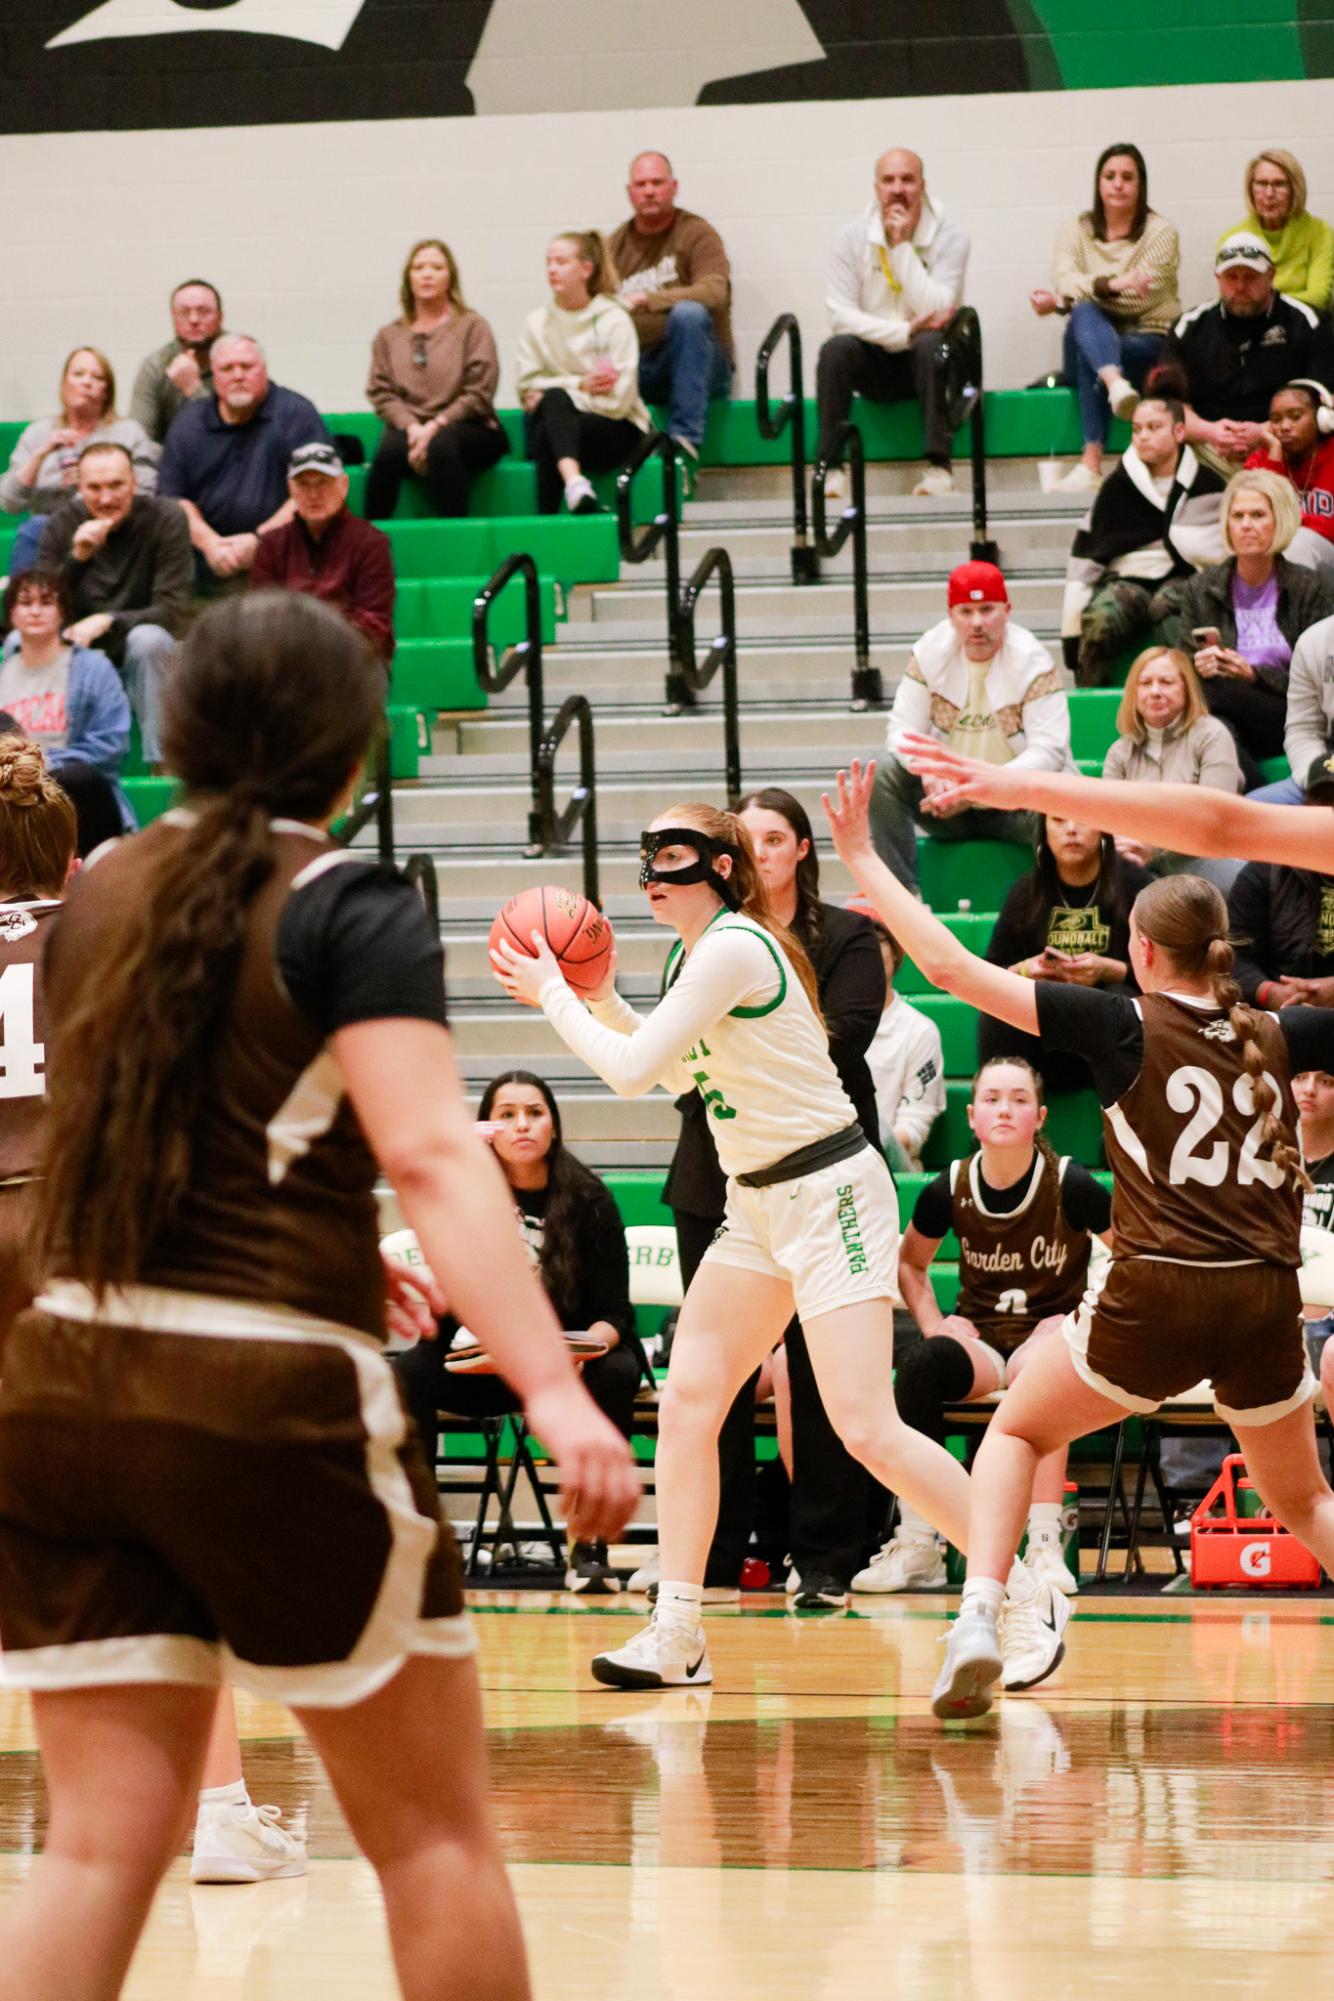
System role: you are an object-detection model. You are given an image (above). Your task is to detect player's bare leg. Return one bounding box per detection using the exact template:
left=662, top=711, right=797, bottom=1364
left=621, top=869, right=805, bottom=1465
left=0, top=1682, right=216, bottom=2001
left=1234, top=1402, right=1334, bottom=1571
left=296, top=1653, right=529, bottom=2001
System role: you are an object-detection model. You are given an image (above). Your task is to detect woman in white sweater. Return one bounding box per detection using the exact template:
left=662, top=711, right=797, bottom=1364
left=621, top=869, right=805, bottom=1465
left=516, top=231, right=650, bottom=514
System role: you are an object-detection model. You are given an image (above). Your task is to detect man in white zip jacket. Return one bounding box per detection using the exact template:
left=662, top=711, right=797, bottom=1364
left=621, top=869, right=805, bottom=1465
left=817, top=149, right=970, bottom=501
left=869, top=560, right=1071, bottom=889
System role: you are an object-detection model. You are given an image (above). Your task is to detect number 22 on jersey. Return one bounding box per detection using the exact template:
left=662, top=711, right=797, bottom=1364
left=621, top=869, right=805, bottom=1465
left=1166, top=1064, right=1285, bottom=1190
left=0, top=963, right=44, bottom=1099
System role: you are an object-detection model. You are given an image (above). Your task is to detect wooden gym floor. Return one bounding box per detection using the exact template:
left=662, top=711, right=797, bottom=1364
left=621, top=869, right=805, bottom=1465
left=3, top=1589, right=1334, bottom=1996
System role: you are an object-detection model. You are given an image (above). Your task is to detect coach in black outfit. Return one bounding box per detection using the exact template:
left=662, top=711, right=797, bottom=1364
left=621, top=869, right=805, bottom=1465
left=666, top=789, right=887, bottom=1608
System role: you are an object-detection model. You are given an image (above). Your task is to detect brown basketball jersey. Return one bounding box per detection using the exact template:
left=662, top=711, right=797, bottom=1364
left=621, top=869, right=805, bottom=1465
left=1103, top=992, right=1302, bottom=1266
left=0, top=900, right=60, bottom=1184
left=43, top=821, right=444, bottom=1340
left=952, top=1149, right=1091, bottom=1351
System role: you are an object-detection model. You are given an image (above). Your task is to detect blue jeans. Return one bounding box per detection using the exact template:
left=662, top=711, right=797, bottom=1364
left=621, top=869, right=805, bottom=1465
left=637, top=301, right=732, bottom=452
left=1063, top=301, right=1164, bottom=448
left=1248, top=775, right=1304, bottom=804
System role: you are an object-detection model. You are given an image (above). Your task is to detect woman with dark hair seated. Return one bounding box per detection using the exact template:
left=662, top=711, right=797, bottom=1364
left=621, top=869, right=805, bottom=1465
left=393, top=1069, right=644, bottom=1596
left=979, top=813, right=1151, bottom=1092
left=0, top=566, right=134, bottom=847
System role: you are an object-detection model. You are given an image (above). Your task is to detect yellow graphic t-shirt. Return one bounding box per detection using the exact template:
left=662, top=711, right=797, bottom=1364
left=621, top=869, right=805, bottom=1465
left=947, top=660, right=1014, bottom=767
left=1046, top=903, right=1111, bottom=955
left=1318, top=884, right=1334, bottom=958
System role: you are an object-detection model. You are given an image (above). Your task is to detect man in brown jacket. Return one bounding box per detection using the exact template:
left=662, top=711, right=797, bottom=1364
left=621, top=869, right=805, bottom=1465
left=608, top=152, right=733, bottom=461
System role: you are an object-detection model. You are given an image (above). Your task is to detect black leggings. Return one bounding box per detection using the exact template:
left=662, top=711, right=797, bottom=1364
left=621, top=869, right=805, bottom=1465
left=392, top=1334, right=642, bottom=1471
left=364, top=417, right=506, bottom=519
left=1202, top=675, right=1287, bottom=792
left=526, top=389, right=643, bottom=513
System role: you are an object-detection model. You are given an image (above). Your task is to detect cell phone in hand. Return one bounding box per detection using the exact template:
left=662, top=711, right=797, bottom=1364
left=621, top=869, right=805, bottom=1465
left=1191, top=627, right=1222, bottom=649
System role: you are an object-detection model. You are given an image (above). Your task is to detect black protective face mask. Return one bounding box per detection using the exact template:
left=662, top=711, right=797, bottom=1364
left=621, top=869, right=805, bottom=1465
left=638, top=826, right=742, bottom=910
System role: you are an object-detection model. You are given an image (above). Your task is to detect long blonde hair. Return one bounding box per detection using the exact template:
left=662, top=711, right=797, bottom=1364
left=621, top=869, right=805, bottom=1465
left=663, top=801, right=824, bottom=1022
left=554, top=230, right=617, bottom=298
left=1116, top=646, right=1207, bottom=743
left=1133, top=873, right=1309, bottom=1191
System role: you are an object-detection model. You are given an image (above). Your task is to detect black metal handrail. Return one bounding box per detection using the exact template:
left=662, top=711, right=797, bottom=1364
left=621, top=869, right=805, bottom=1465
left=755, top=312, right=818, bottom=587
left=939, top=306, right=996, bottom=562
left=403, top=852, right=440, bottom=929
left=534, top=694, right=599, bottom=909
left=811, top=422, right=882, bottom=709
left=473, top=552, right=546, bottom=849
left=616, top=431, right=687, bottom=708
left=338, top=727, right=395, bottom=863
left=675, top=547, right=742, bottom=806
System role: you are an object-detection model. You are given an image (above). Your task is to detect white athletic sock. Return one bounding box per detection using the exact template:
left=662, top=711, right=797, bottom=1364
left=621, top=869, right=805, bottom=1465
left=1026, top=1501, right=1063, bottom=1546
left=959, top=1576, right=1004, bottom=1622
left=656, top=1581, right=704, bottom=1634
left=198, top=1779, right=249, bottom=1814
left=1005, top=1554, right=1039, bottom=1605
left=896, top=1505, right=937, bottom=1543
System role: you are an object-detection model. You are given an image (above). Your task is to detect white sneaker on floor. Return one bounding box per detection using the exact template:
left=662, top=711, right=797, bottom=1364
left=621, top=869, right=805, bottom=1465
left=1001, top=1579, right=1071, bottom=1692
left=190, top=1802, right=308, bottom=1884
left=912, top=464, right=955, bottom=498
left=822, top=468, right=847, bottom=504
left=627, top=1549, right=660, bottom=1593
left=1025, top=1537, right=1079, bottom=1595
left=931, top=1609, right=1003, bottom=1721
left=852, top=1534, right=947, bottom=1593
left=591, top=1615, right=713, bottom=1690
left=1105, top=373, right=1140, bottom=421
left=784, top=1565, right=801, bottom=1595
left=1051, top=461, right=1099, bottom=494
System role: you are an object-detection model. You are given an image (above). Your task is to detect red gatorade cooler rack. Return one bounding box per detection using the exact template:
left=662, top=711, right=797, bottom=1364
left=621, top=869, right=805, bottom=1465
left=1190, top=1454, right=1322, bottom=1589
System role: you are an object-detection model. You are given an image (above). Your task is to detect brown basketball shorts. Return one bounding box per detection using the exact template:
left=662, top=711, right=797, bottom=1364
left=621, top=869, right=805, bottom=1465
left=0, top=1284, right=473, bottom=1707
left=1064, top=1257, right=1313, bottom=1425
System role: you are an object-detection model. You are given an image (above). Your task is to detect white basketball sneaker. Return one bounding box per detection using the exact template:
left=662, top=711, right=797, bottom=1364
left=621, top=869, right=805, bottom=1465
left=1001, top=1579, right=1071, bottom=1692
left=852, top=1533, right=947, bottom=1593
left=190, top=1802, right=308, bottom=1884
left=1024, top=1536, right=1079, bottom=1596
left=931, top=1607, right=1004, bottom=1721
left=591, top=1615, right=713, bottom=1690
left=627, top=1549, right=660, bottom=1593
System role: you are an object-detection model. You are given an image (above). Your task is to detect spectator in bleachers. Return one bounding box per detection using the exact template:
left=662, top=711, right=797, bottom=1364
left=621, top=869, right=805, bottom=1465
left=157, top=335, right=328, bottom=586
left=1062, top=394, right=1225, bottom=685
left=977, top=815, right=1150, bottom=1092
left=1153, top=234, right=1334, bottom=470
left=1227, top=760, right=1334, bottom=1006
left=607, top=151, right=733, bottom=465
left=1295, top=1071, right=1334, bottom=1388
left=0, top=568, right=132, bottom=835
left=817, top=147, right=969, bottom=502
left=1255, top=610, right=1334, bottom=806
left=517, top=232, right=650, bottom=515
left=860, top=913, right=945, bottom=1172
left=129, top=279, right=227, bottom=447
left=1223, top=150, right=1334, bottom=313
left=392, top=1071, right=643, bottom=1597
left=1244, top=381, right=1334, bottom=578
left=364, top=239, right=506, bottom=520
left=250, top=444, right=395, bottom=660
left=0, top=348, right=159, bottom=569
left=1029, top=143, right=1181, bottom=494
left=1153, top=467, right=1334, bottom=790
left=35, top=441, right=191, bottom=769
left=869, top=560, right=1067, bottom=891
left=1101, top=645, right=1242, bottom=890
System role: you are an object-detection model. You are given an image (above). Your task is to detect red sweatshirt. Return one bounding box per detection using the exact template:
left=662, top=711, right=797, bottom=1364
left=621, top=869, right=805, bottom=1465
left=1245, top=436, right=1334, bottom=546
left=250, top=509, right=395, bottom=657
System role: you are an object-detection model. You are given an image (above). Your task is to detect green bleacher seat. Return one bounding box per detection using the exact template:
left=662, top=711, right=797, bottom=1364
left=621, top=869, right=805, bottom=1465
left=923, top=1083, right=1104, bottom=1170
left=384, top=516, right=617, bottom=587
left=1067, top=688, right=1124, bottom=762
left=917, top=838, right=1030, bottom=910
left=393, top=642, right=483, bottom=711
left=396, top=574, right=558, bottom=644
left=897, top=912, right=996, bottom=991
left=387, top=703, right=425, bottom=779
left=604, top=1172, right=671, bottom=1227
left=123, top=776, right=177, bottom=826
left=910, top=993, right=984, bottom=1077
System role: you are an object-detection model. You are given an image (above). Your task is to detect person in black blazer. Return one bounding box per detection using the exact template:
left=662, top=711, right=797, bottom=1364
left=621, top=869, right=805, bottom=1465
left=662, top=786, right=887, bottom=1608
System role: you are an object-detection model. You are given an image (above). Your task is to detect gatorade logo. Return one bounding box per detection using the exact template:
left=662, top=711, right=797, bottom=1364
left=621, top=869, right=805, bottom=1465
left=1240, top=1542, right=1272, bottom=1578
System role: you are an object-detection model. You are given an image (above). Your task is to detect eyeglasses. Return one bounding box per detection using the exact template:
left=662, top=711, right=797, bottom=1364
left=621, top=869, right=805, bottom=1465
left=411, top=334, right=429, bottom=369
left=1252, top=177, right=1290, bottom=192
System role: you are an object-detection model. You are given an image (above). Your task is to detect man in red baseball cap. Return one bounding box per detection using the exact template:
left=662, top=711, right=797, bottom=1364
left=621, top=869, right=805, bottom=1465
left=867, top=558, right=1072, bottom=889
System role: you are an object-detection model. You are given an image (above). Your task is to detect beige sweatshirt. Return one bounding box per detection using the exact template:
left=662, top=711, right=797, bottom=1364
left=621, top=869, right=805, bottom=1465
left=1052, top=211, right=1181, bottom=331
left=515, top=296, right=650, bottom=427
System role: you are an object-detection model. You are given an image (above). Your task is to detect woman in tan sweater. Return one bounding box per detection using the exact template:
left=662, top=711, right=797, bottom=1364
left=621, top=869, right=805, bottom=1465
left=1030, top=144, right=1181, bottom=493
left=365, top=239, right=505, bottom=518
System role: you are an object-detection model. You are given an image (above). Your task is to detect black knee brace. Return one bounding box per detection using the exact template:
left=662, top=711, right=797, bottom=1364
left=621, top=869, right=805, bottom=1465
left=893, top=1335, right=977, bottom=1446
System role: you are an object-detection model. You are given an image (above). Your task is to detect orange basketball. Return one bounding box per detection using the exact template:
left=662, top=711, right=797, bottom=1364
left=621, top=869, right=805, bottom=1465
left=489, top=885, right=614, bottom=999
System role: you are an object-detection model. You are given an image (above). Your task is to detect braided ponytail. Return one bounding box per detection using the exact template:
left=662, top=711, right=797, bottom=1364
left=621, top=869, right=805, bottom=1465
left=1206, top=934, right=1312, bottom=1193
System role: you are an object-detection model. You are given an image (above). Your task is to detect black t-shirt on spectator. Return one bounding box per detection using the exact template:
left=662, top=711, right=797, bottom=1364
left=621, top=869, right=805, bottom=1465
left=985, top=860, right=1152, bottom=980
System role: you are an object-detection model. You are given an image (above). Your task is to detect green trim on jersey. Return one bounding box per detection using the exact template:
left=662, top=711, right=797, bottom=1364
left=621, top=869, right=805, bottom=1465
left=659, top=908, right=787, bottom=1016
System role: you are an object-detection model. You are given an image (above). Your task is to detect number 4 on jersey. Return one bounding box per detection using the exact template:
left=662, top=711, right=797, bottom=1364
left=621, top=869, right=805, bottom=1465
left=0, top=963, right=45, bottom=1099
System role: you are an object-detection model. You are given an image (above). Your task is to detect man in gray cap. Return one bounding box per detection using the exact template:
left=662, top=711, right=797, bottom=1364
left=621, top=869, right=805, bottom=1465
left=1155, top=230, right=1334, bottom=465
left=249, top=443, right=395, bottom=659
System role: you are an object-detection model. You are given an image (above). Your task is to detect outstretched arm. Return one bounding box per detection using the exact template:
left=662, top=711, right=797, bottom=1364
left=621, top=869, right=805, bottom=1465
left=900, top=733, right=1332, bottom=874
left=821, top=762, right=1039, bottom=1038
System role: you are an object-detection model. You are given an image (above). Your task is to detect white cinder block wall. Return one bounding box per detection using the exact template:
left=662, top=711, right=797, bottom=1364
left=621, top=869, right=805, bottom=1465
left=1, top=77, right=1332, bottom=421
